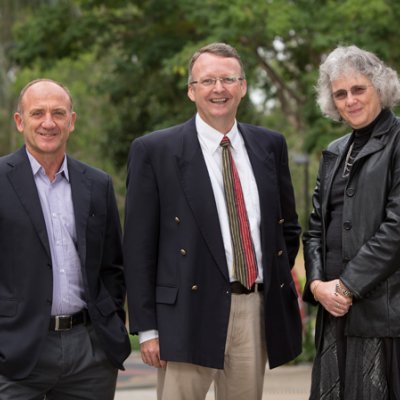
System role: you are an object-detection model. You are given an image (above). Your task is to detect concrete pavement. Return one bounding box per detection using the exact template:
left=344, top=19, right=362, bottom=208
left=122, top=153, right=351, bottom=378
left=115, top=352, right=312, bottom=400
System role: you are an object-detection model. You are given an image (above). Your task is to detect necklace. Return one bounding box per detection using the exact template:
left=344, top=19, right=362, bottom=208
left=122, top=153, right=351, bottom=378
left=342, top=142, right=355, bottom=178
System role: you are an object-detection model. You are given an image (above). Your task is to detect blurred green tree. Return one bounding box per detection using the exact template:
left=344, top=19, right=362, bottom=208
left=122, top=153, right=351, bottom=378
left=0, top=0, right=52, bottom=153
left=4, top=0, right=400, bottom=225
left=8, top=0, right=400, bottom=165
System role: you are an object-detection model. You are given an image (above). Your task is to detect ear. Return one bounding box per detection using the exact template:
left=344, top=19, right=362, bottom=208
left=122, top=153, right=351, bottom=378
left=240, top=79, right=247, bottom=98
left=187, top=85, right=196, bottom=103
left=69, top=111, right=77, bottom=132
left=14, top=112, right=24, bottom=133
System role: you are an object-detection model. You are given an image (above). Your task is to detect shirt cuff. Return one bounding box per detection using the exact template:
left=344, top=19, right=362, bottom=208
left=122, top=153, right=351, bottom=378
left=139, top=330, right=159, bottom=344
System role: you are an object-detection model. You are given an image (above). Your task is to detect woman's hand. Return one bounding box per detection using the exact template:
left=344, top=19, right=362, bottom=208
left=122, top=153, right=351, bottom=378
left=311, top=279, right=352, bottom=317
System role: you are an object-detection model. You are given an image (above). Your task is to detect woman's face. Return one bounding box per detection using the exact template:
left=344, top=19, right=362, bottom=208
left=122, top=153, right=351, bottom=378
left=331, top=73, right=382, bottom=129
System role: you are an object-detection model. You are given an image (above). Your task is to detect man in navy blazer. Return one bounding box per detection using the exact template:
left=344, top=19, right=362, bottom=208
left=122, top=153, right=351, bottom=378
left=0, top=79, right=131, bottom=399
left=124, top=43, right=302, bottom=400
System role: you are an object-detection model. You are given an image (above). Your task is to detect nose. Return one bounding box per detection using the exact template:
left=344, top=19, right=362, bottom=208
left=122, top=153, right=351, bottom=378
left=213, top=79, right=225, bottom=91
left=345, top=92, right=358, bottom=105
left=42, top=113, right=56, bottom=128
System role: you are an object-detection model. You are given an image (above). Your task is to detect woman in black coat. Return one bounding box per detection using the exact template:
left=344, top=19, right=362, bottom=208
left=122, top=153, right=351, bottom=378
left=303, top=45, right=400, bottom=399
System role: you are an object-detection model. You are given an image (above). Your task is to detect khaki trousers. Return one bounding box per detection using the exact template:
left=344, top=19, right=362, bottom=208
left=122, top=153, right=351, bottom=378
left=158, top=291, right=267, bottom=400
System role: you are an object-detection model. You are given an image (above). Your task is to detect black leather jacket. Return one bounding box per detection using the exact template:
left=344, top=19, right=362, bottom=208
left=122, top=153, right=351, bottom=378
left=303, top=110, right=400, bottom=338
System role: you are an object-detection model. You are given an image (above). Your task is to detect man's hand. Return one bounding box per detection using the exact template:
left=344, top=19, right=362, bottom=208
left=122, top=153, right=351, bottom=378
left=140, top=338, right=167, bottom=368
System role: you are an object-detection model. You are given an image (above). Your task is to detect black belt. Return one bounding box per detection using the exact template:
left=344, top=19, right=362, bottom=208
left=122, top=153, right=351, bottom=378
left=230, top=281, right=263, bottom=295
left=49, top=309, right=89, bottom=331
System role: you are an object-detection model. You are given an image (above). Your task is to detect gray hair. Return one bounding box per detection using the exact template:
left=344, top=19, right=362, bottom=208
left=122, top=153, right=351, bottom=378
left=188, top=42, right=246, bottom=84
left=316, top=45, right=400, bottom=121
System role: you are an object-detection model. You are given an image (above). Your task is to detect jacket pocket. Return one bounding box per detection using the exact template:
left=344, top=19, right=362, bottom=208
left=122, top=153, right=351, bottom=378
left=156, top=286, right=178, bottom=304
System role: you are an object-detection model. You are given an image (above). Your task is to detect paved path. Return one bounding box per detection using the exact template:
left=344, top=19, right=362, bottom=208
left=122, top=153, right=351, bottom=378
left=115, top=352, right=311, bottom=399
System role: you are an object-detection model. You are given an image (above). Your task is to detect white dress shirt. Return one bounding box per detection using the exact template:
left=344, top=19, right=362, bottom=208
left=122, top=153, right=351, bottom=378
left=196, top=114, right=263, bottom=283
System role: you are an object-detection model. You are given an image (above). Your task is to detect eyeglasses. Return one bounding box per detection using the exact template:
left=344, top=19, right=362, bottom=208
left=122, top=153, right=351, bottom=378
left=189, top=76, right=244, bottom=87
left=332, top=85, right=373, bottom=101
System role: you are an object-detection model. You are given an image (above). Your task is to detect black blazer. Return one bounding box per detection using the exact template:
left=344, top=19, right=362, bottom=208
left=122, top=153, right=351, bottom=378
left=124, top=117, right=302, bottom=369
left=0, top=147, right=131, bottom=379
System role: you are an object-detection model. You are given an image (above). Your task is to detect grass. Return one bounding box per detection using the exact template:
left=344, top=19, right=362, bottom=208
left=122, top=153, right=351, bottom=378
left=129, top=334, right=140, bottom=352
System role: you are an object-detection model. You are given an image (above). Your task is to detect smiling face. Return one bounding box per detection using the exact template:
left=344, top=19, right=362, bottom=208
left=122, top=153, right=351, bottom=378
left=14, top=81, right=76, bottom=165
left=331, top=73, right=382, bottom=129
left=187, top=53, right=247, bottom=134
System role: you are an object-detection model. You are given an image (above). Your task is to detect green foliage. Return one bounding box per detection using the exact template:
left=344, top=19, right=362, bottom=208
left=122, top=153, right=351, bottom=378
left=129, top=334, right=139, bottom=352
left=7, top=0, right=400, bottom=158
left=3, top=0, right=400, bottom=203
left=12, top=1, right=93, bottom=69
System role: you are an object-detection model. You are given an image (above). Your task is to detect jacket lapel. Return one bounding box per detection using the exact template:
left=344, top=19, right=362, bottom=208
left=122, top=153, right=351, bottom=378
left=355, top=135, right=385, bottom=162
left=7, top=147, right=51, bottom=258
left=356, top=110, right=396, bottom=161
left=67, top=156, right=91, bottom=268
left=176, top=118, right=229, bottom=281
left=320, top=135, right=351, bottom=213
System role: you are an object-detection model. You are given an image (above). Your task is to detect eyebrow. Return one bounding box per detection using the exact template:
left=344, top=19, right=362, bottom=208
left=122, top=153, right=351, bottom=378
left=28, top=107, right=68, bottom=114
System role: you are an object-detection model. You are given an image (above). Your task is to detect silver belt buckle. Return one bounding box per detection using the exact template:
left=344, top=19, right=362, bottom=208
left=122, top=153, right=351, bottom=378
left=55, top=315, right=73, bottom=331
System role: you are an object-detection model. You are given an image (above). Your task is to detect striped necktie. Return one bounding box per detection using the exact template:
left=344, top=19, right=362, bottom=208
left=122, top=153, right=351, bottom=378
left=220, top=135, right=257, bottom=289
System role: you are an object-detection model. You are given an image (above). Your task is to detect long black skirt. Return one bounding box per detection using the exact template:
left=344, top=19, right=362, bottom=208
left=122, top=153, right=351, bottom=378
left=309, top=311, right=400, bottom=400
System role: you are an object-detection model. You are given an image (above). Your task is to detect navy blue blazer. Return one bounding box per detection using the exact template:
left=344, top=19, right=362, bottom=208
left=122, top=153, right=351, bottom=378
left=0, top=147, right=131, bottom=379
left=124, top=117, right=302, bottom=369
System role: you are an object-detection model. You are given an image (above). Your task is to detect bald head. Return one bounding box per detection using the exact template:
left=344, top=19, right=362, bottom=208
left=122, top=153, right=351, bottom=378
left=17, top=79, right=73, bottom=114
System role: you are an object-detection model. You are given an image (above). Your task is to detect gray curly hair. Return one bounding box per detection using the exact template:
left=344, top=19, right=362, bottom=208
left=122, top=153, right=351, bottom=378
left=316, top=45, right=400, bottom=121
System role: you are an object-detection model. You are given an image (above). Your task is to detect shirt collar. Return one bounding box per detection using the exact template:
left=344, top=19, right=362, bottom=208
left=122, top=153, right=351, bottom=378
left=26, top=148, right=70, bottom=181
left=195, top=113, right=241, bottom=155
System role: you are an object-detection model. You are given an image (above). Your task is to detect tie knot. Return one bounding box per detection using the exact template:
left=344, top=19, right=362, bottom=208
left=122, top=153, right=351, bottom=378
left=220, top=136, right=230, bottom=148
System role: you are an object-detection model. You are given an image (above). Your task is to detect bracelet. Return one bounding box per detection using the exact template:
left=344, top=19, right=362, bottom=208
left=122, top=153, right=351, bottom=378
left=311, top=281, right=322, bottom=302
left=335, top=281, right=352, bottom=298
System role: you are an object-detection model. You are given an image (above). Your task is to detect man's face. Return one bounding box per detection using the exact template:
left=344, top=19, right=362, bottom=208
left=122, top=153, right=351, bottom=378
left=188, top=53, right=247, bottom=133
left=14, top=81, right=76, bottom=162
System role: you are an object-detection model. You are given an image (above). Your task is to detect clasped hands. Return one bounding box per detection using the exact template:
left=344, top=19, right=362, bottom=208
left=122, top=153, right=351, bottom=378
left=311, top=279, right=353, bottom=317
